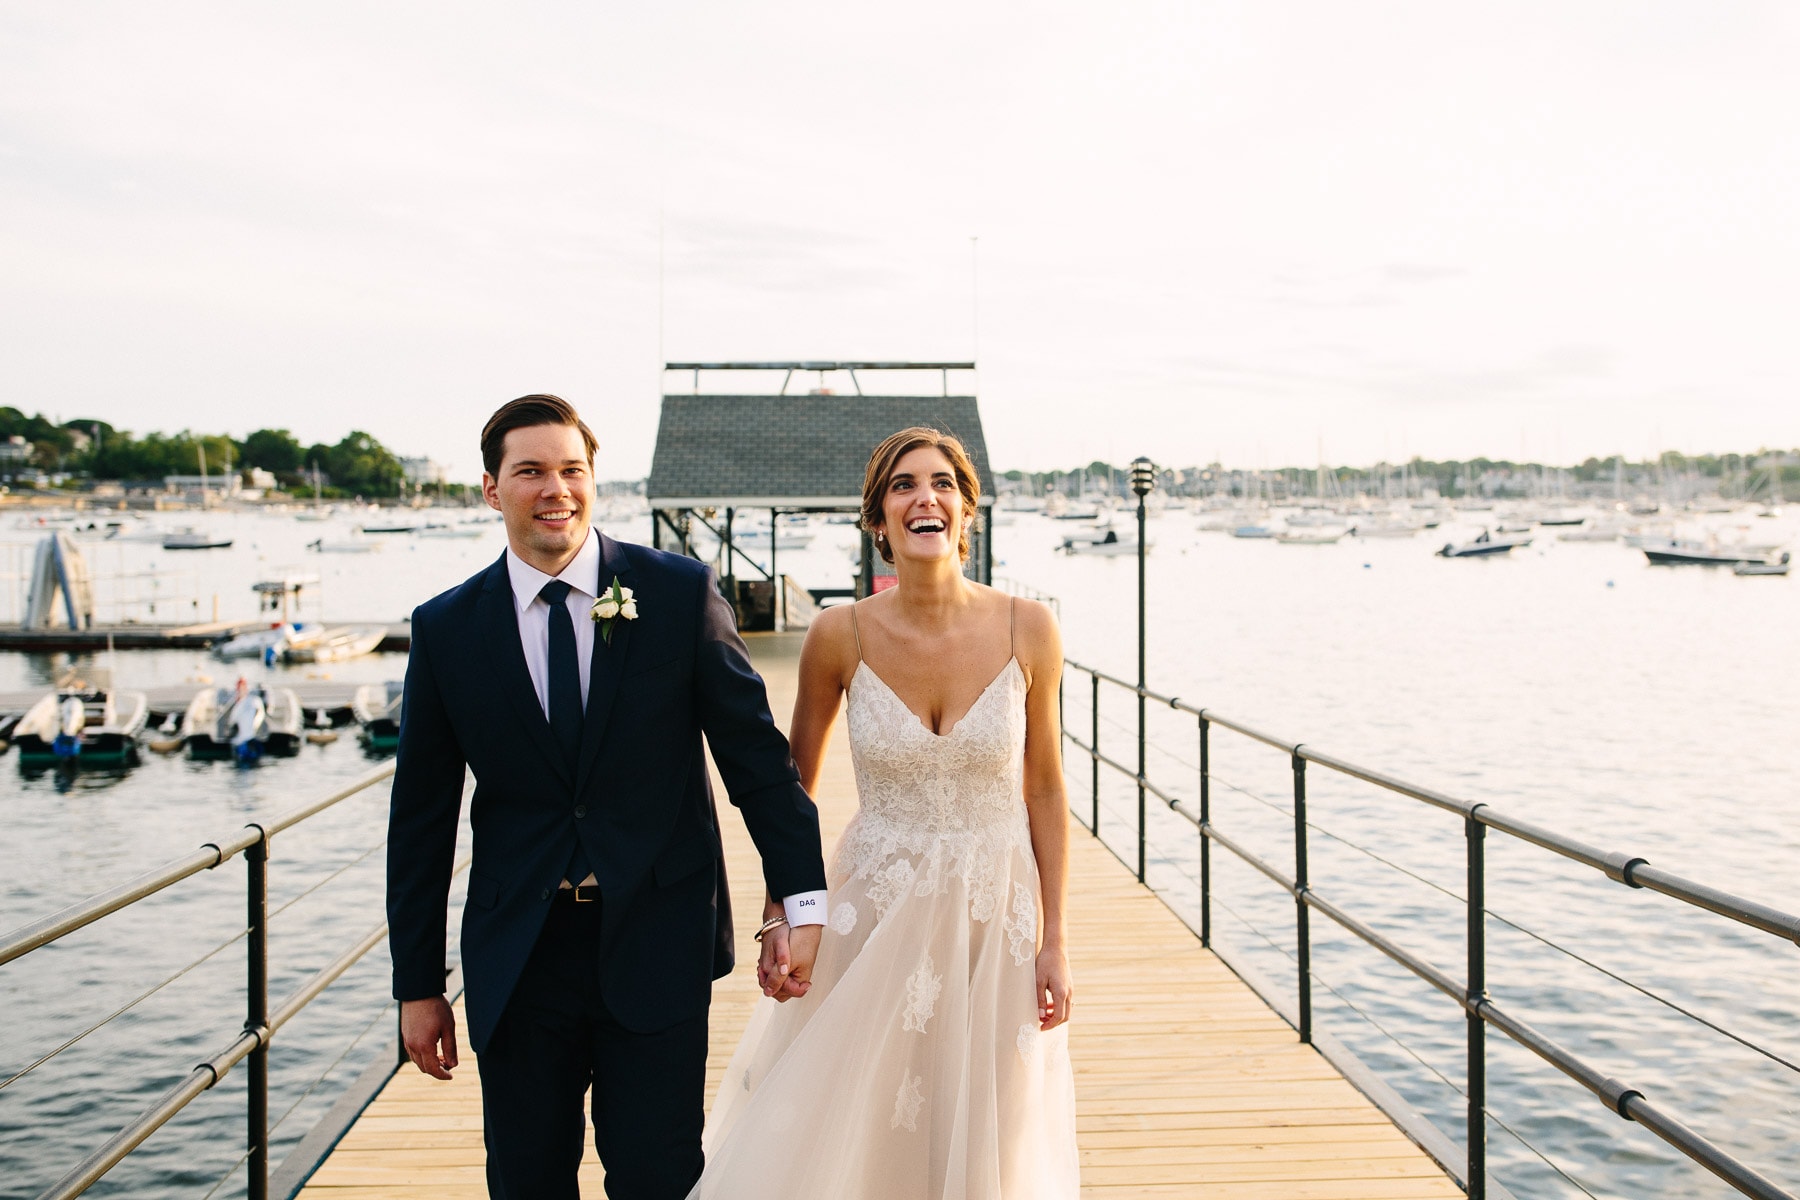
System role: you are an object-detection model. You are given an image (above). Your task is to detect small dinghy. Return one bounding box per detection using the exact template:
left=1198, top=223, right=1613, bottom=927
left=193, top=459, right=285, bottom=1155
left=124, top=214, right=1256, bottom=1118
left=1438, top=529, right=1532, bottom=558
left=1733, top=551, right=1791, bottom=577
left=12, top=671, right=148, bottom=766
left=353, top=682, right=403, bottom=752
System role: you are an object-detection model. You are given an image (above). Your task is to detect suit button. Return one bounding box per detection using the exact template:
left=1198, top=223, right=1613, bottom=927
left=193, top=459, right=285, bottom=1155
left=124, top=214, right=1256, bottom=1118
left=539, top=888, right=551, bottom=901
left=574, top=805, right=587, bottom=818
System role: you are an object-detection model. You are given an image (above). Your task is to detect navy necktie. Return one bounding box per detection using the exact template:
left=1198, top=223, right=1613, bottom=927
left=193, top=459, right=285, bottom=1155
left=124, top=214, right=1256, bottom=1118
left=539, top=579, right=591, bottom=885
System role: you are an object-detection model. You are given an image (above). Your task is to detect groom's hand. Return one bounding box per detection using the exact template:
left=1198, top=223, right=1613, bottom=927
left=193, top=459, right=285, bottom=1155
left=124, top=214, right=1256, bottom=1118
left=401, top=996, right=459, bottom=1080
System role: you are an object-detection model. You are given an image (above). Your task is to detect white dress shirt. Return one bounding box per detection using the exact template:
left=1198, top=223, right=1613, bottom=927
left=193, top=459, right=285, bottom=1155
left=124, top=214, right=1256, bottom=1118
left=505, top=529, right=601, bottom=716
left=503, top=530, right=826, bottom=927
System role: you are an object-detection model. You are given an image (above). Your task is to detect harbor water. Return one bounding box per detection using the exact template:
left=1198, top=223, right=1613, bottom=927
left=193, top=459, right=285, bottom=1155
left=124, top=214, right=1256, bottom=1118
left=1, top=503, right=1796, bottom=1198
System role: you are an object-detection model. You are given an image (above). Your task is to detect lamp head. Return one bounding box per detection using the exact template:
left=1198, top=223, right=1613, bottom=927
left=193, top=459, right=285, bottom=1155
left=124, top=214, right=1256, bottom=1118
left=1130, top=456, right=1156, bottom=498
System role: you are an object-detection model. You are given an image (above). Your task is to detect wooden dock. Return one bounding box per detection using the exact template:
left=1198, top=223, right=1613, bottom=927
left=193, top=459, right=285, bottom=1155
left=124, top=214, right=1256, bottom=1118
left=295, top=635, right=1460, bottom=1198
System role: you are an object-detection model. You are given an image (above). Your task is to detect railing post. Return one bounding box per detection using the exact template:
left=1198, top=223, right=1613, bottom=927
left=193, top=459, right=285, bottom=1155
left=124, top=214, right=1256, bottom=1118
left=1467, top=813, right=1488, bottom=1200
left=246, top=827, right=269, bottom=1200
left=1090, top=672, right=1100, bottom=837
left=1198, top=715, right=1211, bottom=948
left=1135, top=481, right=1148, bottom=886
left=1292, top=751, right=1311, bottom=1044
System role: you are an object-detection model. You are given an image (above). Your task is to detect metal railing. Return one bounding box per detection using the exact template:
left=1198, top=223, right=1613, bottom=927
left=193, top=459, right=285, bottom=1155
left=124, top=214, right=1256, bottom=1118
left=1061, top=656, right=1800, bottom=1200
left=0, top=761, right=453, bottom=1200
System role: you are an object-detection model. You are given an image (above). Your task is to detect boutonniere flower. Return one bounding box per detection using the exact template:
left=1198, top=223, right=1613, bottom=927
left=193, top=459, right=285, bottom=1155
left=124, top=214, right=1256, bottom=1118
left=590, top=577, right=637, bottom=644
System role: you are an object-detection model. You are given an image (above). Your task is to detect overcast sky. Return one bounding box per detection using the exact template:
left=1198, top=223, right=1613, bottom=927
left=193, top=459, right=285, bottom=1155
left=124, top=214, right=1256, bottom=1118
left=3, top=2, right=1797, bottom=480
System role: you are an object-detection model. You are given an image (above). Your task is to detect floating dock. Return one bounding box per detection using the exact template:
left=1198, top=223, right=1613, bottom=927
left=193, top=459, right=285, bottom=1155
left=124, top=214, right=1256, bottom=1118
left=293, top=635, right=1458, bottom=1198
left=0, top=621, right=411, bottom=654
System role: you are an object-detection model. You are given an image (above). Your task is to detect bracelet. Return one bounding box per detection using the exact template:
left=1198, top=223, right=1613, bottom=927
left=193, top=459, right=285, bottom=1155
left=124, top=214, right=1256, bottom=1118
left=753, top=915, right=788, bottom=943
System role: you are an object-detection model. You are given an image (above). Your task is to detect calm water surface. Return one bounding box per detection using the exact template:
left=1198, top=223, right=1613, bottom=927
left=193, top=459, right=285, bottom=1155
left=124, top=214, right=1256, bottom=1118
left=1, top=506, right=1795, bottom=1198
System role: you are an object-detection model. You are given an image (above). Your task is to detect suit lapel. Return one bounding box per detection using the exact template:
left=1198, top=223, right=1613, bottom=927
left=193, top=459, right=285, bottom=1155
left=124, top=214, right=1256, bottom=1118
left=476, top=554, right=571, bottom=787
left=576, top=533, right=635, bottom=793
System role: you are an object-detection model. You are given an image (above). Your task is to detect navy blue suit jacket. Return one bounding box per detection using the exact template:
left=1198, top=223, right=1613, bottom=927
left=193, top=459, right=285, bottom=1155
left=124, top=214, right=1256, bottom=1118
left=386, top=534, right=827, bottom=1050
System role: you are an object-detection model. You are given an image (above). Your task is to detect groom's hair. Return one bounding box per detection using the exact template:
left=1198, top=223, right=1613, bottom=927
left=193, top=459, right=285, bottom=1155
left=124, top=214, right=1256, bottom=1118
left=861, top=426, right=982, bottom=564
left=480, top=394, right=599, bottom=479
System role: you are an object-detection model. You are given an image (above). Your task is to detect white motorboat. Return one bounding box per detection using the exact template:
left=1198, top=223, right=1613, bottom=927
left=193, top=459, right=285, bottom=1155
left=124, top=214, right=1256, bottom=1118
left=353, top=682, right=404, bottom=752
left=68, top=518, right=158, bottom=542
left=212, top=621, right=326, bottom=662
left=730, top=528, right=815, bottom=550
left=163, top=527, right=233, bottom=550
left=260, top=687, right=306, bottom=756
left=1640, top=538, right=1767, bottom=567
left=1556, top=520, right=1629, bottom=543
left=416, top=524, right=485, bottom=539
left=179, top=682, right=301, bottom=761
left=1351, top=520, right=1422, bottom=539
left=1438, top=530, right=1532, bottom=558
left=1275, top=529, right=1345, bottom=545
left=1058, top=529, right=1149, bottom=556
left=11, top=671, right=148, bottom=766
left=1229, top=524, right=1276, bottom=539
left=308, top=535, right=384, bottom=554
left=283, top=625, right=388, bottom=663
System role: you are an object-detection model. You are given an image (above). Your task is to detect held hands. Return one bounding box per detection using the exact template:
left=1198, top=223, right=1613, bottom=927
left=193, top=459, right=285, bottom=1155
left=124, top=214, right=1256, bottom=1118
left=757, top=917, right=822, bottom=1002
left=400, top=996, right=459, bottom=1079
left=1036, top=945, right=1073, bottom=1030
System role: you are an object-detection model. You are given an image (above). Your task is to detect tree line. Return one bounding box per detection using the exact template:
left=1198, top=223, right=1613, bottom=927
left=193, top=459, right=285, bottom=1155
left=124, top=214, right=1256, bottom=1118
left=0, top=409, right=409, bottom=497
left=1005, top=448, right=1800, bottom=500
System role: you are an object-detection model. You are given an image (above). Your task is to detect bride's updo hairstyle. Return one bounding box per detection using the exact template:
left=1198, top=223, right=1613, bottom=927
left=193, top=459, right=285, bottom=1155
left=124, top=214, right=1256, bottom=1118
left=861, top=426, right=982, bottom=564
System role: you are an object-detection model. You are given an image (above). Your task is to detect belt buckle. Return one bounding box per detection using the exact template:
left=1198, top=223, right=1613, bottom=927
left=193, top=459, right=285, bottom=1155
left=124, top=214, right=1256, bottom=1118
left=572, top=885, right=595, bottom=903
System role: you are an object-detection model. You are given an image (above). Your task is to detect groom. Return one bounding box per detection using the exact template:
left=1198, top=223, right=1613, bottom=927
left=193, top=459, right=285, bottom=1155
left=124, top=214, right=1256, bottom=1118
left=387, top=394, right=828, bottom=1199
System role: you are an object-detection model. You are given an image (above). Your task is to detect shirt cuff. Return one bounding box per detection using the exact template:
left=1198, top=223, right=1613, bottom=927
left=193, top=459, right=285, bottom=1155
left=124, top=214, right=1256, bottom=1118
left=783, top=890, right=829, bottom=927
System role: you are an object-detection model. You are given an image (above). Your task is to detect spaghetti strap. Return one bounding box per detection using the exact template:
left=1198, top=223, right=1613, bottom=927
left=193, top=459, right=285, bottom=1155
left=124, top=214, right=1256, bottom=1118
left=1008, top=595, right=1016, bottom=658
left=850, top=601, right=864, bottom=662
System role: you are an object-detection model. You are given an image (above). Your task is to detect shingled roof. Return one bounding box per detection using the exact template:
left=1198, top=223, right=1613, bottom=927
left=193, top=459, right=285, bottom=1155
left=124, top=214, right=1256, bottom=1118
left=647, top=394, right=994, bottom=508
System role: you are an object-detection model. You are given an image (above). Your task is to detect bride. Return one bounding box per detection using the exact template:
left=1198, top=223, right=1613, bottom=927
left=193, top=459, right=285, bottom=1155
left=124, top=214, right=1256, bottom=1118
left=687, top=427, right=1079, bottom=1198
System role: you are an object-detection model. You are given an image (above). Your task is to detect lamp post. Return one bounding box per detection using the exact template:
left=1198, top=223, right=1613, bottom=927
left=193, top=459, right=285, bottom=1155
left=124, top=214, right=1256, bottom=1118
left=1129, top=456, right=1156, bottom=883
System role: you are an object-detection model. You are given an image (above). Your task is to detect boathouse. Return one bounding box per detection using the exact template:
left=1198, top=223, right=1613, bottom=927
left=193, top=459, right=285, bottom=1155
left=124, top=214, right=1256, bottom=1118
left=645, top=362, right=995, bottom=629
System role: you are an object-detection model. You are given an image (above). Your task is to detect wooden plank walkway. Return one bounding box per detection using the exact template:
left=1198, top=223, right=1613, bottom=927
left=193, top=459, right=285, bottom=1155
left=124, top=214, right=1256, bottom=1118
left=298, top=635, right=1460, bottom=1198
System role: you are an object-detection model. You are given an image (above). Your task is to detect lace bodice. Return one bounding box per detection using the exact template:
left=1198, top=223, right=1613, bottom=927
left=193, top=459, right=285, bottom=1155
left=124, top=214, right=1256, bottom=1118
left=845, top=657, right=1028, bottom=834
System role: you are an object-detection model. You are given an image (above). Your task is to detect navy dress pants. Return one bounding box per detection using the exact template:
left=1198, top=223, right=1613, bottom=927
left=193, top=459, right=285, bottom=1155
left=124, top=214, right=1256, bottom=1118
left=478, top=897, right=708, bottom=1200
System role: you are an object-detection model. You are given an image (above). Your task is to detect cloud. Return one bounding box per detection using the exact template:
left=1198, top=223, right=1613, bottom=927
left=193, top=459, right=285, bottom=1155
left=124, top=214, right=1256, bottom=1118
left=1382, top=262, right=1468, bottom=284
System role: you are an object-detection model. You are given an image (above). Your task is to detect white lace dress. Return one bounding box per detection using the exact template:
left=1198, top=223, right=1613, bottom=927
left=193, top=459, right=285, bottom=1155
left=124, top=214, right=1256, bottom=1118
left=688, top=656, right=1080, bottom=1198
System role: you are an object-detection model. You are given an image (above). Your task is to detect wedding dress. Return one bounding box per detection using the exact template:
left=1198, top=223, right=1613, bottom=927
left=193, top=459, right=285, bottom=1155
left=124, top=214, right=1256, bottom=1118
left=687, top=625, right=1080, bottom=1198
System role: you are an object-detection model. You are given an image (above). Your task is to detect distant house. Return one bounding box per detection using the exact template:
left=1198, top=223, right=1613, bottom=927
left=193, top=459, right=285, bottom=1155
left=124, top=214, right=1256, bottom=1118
left=401, top=457, right=449, bottom=486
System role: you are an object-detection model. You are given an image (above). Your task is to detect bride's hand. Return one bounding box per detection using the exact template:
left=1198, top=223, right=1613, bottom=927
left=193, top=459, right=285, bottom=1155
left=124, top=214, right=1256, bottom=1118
left=757, top=923, right=793, bottom=998
left=1036, top=946, right=1072, bottom=1030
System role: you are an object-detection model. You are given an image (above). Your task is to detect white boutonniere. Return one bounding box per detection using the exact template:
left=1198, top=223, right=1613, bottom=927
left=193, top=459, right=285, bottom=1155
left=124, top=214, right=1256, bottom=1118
left=590, top=577, right=637, bottom=644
